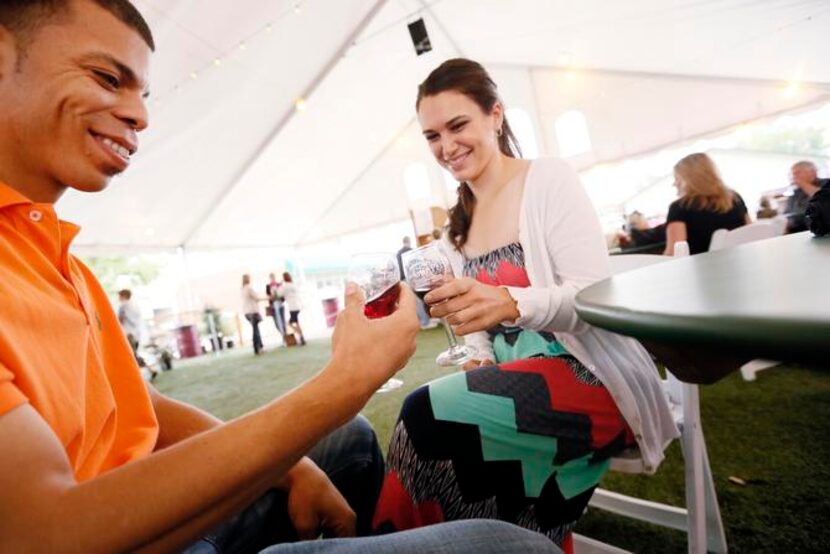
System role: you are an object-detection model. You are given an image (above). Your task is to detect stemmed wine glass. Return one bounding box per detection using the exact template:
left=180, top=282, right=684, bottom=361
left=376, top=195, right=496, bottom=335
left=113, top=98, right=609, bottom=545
left=347, top=253, right=402, bottom=319
left=401, top=241, right=475, bottom=367
left=347, top=253, right=405, bottom=391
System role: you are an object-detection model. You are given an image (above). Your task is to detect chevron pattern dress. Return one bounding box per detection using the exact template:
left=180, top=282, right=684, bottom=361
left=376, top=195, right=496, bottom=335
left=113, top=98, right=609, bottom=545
left=372, top=243, right=635, bottom=550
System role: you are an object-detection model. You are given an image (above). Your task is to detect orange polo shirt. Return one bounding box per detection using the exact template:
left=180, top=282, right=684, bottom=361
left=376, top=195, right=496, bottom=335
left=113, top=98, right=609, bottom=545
left=0, top=181, right=158, bottom=481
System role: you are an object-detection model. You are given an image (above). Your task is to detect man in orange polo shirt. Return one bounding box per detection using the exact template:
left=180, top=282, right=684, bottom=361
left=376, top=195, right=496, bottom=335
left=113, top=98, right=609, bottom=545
left=0, top=2, right=561, bottom=554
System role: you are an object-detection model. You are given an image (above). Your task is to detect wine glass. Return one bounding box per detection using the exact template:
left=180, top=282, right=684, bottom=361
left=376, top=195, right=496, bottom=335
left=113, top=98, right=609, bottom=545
left=401, top=241, right=475, bottom=367
left=347, top=253, right=402, bottom=319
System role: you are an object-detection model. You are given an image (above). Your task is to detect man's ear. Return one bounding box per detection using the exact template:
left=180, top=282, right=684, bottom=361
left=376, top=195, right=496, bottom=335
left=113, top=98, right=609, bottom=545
left=0, top=26, right=19, bottom=82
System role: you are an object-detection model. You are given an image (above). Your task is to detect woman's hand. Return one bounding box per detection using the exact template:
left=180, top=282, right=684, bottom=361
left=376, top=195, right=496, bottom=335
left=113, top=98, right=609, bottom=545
left=462, top=358, right=495, bottom=371
left=425, top=277, right=519, bottom=336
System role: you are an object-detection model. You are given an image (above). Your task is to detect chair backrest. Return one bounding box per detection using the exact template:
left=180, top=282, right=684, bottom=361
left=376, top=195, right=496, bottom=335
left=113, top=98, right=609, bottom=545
left=708, top=219, right=785, bottom=251
left=606, top=243, right=690, bottom=473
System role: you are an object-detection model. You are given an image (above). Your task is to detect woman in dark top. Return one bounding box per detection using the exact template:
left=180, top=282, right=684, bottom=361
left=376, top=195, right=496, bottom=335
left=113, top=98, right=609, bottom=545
left=664, top=152, right=750, bottom=255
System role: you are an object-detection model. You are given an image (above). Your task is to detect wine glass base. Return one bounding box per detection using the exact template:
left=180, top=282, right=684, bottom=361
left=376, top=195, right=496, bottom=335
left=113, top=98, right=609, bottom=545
left=436, top=345, right=475, bottom=367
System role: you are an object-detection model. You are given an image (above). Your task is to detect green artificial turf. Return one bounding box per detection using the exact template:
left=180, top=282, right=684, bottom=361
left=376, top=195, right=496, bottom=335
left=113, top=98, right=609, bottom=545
left=154, top=327, right=830, bottom=553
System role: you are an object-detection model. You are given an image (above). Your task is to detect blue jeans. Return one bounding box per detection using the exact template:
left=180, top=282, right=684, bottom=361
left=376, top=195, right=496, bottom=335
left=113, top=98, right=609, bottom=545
left=261, top=520, right=562, bottom=553
left=245, top=313, right=263, bottom=354
left=183, top=415, right=384, bottom=553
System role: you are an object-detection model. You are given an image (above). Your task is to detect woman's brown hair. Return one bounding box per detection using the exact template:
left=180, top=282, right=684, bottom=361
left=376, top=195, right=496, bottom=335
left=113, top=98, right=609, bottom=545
left=416, top=59, right=522, bottom=249
left=674, top=153, right=735, bottom=213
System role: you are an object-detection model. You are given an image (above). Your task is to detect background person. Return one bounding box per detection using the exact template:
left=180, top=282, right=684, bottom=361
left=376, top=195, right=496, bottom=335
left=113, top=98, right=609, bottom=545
left=281, top=272, right=306, bottom=346
left=784, top=160, right=827, bottom=233
left=266, top=272, right=288, bottom=346
left=118, top=288, right=157, bottom=380
left=756, top=196, right=778, bottom=219
left=241, top=273, right=267, bottom=355
left=664, top=152, right=750, bottom=255
left=118, top=288, right=142, bottom=355
left=396, top=236, right=431, bottom=328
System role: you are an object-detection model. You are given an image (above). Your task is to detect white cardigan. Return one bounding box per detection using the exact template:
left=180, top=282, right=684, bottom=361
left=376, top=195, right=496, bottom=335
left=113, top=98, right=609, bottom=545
left=449, top=158, right=679, bottom=473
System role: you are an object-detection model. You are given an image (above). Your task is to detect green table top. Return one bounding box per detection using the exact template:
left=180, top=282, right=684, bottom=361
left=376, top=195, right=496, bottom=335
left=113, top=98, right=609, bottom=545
left=576, top=232, right=830, bottom=368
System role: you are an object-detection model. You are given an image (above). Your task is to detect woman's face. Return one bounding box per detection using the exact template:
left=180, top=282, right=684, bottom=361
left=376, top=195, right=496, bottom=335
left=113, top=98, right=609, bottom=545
left=673, top=173, right=686, bottom=196
left=417, top=90, right=502, bottom=183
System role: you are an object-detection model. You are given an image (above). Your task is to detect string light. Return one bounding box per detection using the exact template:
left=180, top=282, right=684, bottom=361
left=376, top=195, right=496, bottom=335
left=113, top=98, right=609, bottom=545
left=295, top=98, right=307, bottom=112
left=189, top=71, right=198, bottom=80
left=213, top=58, right=222, bottom=66
left=293, top=3, right=301, bottom=14
left=783, top=81, right=801, bottom=98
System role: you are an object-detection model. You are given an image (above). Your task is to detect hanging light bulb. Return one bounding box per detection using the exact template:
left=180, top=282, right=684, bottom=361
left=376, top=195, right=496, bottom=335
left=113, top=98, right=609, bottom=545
left=293, top=3, right=302, bottom=14
left=783, top=81, right=801, bottom=98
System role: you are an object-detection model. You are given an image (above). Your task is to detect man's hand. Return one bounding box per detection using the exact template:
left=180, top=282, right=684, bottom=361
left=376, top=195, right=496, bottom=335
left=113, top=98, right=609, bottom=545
left=328, top=282, right=419, bottom=396
left=425, top=277, right=519, bottom=336
left=282, top=458, right=356, bottom=539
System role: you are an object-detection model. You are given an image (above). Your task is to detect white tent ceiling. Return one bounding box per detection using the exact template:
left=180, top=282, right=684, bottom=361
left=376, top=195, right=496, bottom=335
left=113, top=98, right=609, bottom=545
left=60, top=0, right=830, bottom=249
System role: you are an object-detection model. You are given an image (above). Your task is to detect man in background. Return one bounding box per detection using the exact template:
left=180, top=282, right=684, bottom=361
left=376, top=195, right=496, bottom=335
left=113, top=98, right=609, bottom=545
left=397, top=236, right=431, bottom=328
left=785, top=161, right=828, bottom=233
left=118, top=288, right=142, bottom=354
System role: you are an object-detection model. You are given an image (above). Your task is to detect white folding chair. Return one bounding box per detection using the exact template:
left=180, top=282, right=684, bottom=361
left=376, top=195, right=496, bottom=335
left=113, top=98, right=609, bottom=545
left=708, top=220, right=786, bottom=381
left=708, top=219, right=785, bottom=251
left=574, top=244, right=728, bottom=554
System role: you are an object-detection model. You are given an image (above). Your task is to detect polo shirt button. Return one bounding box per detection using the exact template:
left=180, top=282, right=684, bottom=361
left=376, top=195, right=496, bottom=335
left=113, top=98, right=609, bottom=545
left=29, top=209, right=43, bottom=222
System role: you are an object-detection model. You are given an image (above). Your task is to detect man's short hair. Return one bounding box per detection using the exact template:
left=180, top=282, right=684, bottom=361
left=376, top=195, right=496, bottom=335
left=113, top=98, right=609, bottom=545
left=0, top=0, right=154, bottom=54
left=118, top=289, right=132, bottom=300
left=792, top=160, right=817, bottom=173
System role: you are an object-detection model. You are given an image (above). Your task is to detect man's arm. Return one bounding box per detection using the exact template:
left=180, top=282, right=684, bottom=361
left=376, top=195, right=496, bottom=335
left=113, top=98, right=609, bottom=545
left=149, top=386, right=222, bottom=450
left=0, top=285, right=419, bottom=554
left=145, top=387, right=356, bottom=552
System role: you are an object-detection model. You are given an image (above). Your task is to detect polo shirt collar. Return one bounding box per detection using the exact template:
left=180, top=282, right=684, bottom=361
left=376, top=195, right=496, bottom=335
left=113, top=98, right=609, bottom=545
left=0, top=180, right=82, bottom=247
left=0, top=180, right=35, bottom=209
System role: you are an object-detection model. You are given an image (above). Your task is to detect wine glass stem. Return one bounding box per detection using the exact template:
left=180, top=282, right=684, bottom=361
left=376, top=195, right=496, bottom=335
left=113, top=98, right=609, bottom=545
left=441, top=318, right=460, bottom=348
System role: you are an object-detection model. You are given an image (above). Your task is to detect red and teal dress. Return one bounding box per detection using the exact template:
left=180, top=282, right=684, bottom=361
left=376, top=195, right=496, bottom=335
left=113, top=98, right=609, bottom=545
left=372, top=243, right=635, bottom=550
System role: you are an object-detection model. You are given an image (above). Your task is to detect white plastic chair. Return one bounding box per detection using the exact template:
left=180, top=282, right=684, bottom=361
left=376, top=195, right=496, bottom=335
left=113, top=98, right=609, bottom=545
left=573, top=244, right=727, bottom=554
left=708, top=218, right=785, bottom=251
left=708, top=220, right=786, bottom=381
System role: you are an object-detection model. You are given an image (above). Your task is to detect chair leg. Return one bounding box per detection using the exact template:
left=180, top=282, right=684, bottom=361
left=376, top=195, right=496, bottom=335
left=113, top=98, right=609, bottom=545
left=680, top=412, right=706, bottom=553
left=681, top=383, right=728, bottom=553
left=739, top=359, right=779, bottom=382
left=701, top=439, right=728, bottom=553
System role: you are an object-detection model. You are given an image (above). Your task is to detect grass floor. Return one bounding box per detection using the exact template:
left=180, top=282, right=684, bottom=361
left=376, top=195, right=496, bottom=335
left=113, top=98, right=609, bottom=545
left=155, top=328, right=830, bottom=553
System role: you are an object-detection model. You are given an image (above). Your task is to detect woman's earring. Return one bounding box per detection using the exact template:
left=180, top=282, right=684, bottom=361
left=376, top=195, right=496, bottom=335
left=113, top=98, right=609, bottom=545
left=496, top=127, right=503, bottom=137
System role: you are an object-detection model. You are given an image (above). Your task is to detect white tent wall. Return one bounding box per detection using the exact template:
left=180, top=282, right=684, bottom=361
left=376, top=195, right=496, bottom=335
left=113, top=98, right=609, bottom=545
left=56, top=0, right=829, bottom=251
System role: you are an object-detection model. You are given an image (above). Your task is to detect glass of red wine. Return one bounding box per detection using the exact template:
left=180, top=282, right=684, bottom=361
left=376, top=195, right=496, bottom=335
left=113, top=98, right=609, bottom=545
left=401, top=241, right=474, bottom=367
left=347, top=253, right=402, bottom=320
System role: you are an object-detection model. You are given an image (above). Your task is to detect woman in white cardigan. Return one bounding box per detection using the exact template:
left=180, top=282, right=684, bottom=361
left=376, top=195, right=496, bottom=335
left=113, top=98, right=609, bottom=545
left=372, top=59, right=677, bottom=550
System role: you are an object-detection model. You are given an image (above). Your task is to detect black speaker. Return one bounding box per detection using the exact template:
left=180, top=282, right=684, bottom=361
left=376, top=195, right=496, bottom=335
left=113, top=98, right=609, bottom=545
left=407, top=18, right=432, bottom=56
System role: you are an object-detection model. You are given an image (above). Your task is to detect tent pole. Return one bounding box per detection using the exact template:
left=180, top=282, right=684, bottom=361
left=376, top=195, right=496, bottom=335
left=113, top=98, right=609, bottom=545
left=178, top=245, right=196, bottom=315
